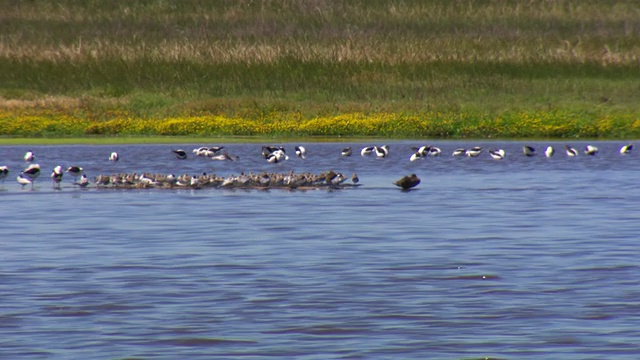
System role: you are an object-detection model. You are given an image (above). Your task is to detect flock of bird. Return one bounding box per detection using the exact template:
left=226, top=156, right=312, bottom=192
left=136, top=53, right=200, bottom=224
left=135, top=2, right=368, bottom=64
left=1, top=142, right=634, bottom=191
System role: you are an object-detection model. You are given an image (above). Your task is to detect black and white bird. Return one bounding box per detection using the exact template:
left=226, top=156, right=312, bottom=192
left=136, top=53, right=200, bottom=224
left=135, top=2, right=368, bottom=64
left=620, top=144, right=633, bottom=154
left=51, top=165, right=63, bottom=188
left=74, top=174, right=90, bottom=188
left=489, top=149, right=506, bottom=160
left=409, top=151, right=424, bottom=162
left=266, top=149, right=288, bottom=163
left=584, top=145, right=599, bottom=156
left=545, top=146, right=555, bottom=157
left=565, top=145, right=579, bottom=157
left=66, top=166, right=84, bottom=180
left=374, top=145, right=390, bottom=158
left=341, top=147, right=353, bottom=156
left=393, top=174, right=421, bottom=190
left=522, top=145, right=536, bottom=157
left=427, top=146, right=442, bottom=156
left=361, top=146, right=375, bottom=156
left=17, top=174, right=33, bottom=188
left=211, top=152, right=237, bottom=161
left=351, top=173, right=359, bottom=184
left=173, top=149, right=187, bottom=160
left=24, top=150, right=35, bottom=162
left=22, top=164, right=41, bottom=180
left=295, top=146, right=306, bottom=159
left=109, top=152, right=119, bottom=161
left=452, top=148, right=466, bottom=157
left=465, top=146, right=483, bottom=157
left=0, top=166, right=8, bottom=183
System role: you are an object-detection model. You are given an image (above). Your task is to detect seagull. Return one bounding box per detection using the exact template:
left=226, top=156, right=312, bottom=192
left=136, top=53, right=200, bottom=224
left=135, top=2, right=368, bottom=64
left=545, top=146, right=555, bottom=157
left=393, top=174, right=421, bottom=190
left=565, top=145, right=579, bottom=157
left=360, top=146, right=375, bottom=156
left=24, top=150, right=35, bottom=162
left=74, top=174, right=90, bottom=188
left=465, top=147, right=483, bottom=157
left=266, top=149, right=288, bottom=163
left=17, top=174, right=33, bottom=188
left=409, top=151, right=423, bottom=162
left=173, top=149, right=187, bottom=160
left=66, top=166, right=84, bottom=181
left=620, top=144, right=633, bottom=154
left=109, top=152, right=119, bottom=161
left=22, top=164, right=41, bottom=180
left=489, top=149, right=506, bottom=160
left=341, top=147, right=353, bottom=156
left=427, top=146, right=442, bottom=156
left=295, top=146, right=306, bottom=159
left=584, top=145, right=599, bottom=156
left=522, top=145, right=536, bottom=157
left=211, top=152, right=237, bottom=161
left=375, top=145, right=389, bottom=158
left=452, top=148, right=466, bottom=157
left=0, top=166, right=8, bottom=183
left=51, top=165, right=63, bottom=188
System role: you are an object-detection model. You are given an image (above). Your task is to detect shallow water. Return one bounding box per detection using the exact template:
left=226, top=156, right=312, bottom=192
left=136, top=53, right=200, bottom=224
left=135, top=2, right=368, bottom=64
left=1, top=141, right=639, bottom=359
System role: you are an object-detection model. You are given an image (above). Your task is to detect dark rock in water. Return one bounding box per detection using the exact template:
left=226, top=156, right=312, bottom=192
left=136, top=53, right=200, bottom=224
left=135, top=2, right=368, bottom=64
left=393, top=174, right=420, bottom=190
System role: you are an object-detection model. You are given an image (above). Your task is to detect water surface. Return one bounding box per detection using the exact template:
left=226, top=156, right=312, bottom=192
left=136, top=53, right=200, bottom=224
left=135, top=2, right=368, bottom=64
left=1, top=141, right=639, bottom=359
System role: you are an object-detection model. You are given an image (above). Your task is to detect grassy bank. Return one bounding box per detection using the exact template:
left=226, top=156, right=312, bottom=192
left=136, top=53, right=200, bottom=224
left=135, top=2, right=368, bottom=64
left=1, top=0, right=639, bottom=138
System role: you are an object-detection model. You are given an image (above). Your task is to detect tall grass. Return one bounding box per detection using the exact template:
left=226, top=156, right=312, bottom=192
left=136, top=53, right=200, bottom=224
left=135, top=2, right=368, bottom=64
left=1, top=0, right=639, bottom=137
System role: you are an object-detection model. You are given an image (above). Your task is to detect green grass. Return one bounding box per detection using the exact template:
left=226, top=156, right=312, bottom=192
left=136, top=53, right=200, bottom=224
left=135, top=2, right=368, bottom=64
left=1, top=0, right=639, bottom=138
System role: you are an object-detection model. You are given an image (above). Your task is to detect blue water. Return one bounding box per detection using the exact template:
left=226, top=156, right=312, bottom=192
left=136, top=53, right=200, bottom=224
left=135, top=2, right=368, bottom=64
left=1, top=141, right=639, bottom=359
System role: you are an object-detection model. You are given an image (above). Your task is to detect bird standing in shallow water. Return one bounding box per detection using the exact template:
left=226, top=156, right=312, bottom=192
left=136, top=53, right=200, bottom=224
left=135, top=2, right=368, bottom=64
left=51, top=165, right=63, bottom=188
left=394, top=174, right=421, bottom=190
left=24, top=150, right=35, bottom=162
left=66, top=166, right=83, bottom=180
left=22, top=164, right=41, bottom=181
left=17, top=174, right=33, bottom=188
left=0, top=166, right=9, bottom=183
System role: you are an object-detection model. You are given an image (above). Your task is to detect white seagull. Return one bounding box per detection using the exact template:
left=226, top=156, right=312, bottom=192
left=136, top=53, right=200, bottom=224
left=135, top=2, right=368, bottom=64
left=109, top=152, right=119, bottom=161
left=51, top=165, right=63, bottom=188
left=66, top=166, right=84, bottom=181
left=17, top=174, right=33, bottom=188
left=295, top=146, right=306, bottom=159
left=452, top=148, right=466, bottom=157
left=565, top=145, right=578, bottom=157
left=24, top=150, right=35, bottom=162
left=620, top=144, right=633, bottom=154
left=361, top=146, right=375, bottom=156
left=584, top=145, right=599, bottom=156
left=522, top=145, right=536, bottom=157
left=0, top=166, right=9, bottom=183
left=465, top=146, right=483, bottom=157
left=22, top=164, right=41, bottom=180
left=489, top=149, right=505, bottom=160
left=545, top=146, right=555, bottom=157
left=374, top=145, right=389, bottom=158
left=173, top=149, right=187, bottom=160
